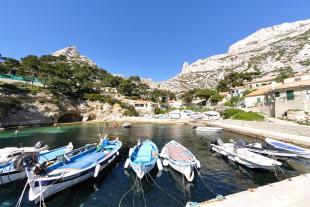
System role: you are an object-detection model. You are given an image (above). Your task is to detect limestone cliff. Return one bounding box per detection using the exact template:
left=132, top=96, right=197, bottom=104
left=161, top=19, right=310, bottom=93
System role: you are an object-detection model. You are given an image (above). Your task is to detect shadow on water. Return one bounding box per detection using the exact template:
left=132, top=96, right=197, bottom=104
left=0, top=123, right=309, bottom=207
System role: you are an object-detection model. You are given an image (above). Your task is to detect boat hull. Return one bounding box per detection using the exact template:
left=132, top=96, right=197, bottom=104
left=28, top=151, right=120, bottom=201
left=211, top=143, right=281, bottom=170
left=0, top=170, right=26, bottom=185
left=160, top=140, right=199, bottom=182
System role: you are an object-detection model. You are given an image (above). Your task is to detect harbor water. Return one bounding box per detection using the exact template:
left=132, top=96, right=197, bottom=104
left=0, top=123, right=309, bottom=207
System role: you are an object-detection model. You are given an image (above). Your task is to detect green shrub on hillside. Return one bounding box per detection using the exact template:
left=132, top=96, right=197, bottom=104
left=123, top=105, right=138, bottom=116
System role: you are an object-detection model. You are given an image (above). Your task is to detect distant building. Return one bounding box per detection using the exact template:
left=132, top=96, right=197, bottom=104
left=244, top=85, right=272, bottom=108
left=167, top=100, right=183, bottom=109
left=229, top=86, right=246, bottom=98
left=130, top=100, right=159, bottom=115
left=244, top=77, right=275, bottom=90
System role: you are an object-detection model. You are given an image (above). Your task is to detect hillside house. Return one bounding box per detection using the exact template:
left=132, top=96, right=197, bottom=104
left=244, top=77, right=274, bottom=90
left=167, top=100, right=183, bottom=109
left=244, top=74, right=310, bottom=118
left=130, top=100, right=159, bottom=115
left=229, top=86, right=246, bottom=98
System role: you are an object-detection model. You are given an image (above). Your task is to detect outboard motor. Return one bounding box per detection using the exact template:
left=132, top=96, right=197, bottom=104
left=234, top=140, right=246, bottom=148
left=215, top=138, right=224, bottom=146
left=13, top=152, right=38, bottom=171
left=34, top=141, right=44, bottom=149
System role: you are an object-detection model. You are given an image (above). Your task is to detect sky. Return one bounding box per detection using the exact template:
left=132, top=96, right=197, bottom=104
left=0, top=0, right=310, bottom=81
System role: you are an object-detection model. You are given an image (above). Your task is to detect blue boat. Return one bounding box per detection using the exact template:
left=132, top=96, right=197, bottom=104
left=124, top=139, right=162, bottom=179
left=266, top=138, right=310, bottom=159
left=26, top=137, right=122, bottom=201
left=0, top=143, right=73, bottom=185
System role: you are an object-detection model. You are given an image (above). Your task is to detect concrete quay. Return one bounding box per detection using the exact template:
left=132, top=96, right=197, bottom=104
left=186, top=173, right=310, bottom=207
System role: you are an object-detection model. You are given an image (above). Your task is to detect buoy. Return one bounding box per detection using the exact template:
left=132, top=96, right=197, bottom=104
left=163, top=159, right=169, bottom=167
left=124, top=158, right=130, bottom=169
left=157, top=159, right=163, bottom=171
left=94, top=164, right=101, bottom=178
left=196, top=160, right=201, bottom=169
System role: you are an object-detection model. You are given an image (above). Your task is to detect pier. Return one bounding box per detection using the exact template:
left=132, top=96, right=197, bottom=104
left=187, top=173, right=310, bottom=207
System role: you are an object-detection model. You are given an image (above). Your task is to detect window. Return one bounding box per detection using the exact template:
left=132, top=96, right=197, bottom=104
left=257, top=97, right=261, bottom=103
left=294, top=78, right=301, bottom=82
left=275, top=92, right=280, bottom=97
left=286, top=90, right=294, bottom=100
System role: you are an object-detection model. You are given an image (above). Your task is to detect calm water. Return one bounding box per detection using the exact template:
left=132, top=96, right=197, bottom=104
left=0, top=123, right=309, bottom=207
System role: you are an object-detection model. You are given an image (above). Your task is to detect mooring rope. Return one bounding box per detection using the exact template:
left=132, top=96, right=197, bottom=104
left=139, top=178, right=147, bottom=207
left=15, top=182, right=28, bottom=207
left=195, top=166, right=223, bottom=199
left=145, top=173, right=184, bottom=201
left=146, top=172, right=184, bottom=206
left=119, top=176, right=138, bottom=207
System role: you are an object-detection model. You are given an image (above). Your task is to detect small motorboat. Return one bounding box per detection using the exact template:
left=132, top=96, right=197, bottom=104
left=195, top=126, right=223, bottom=132
left=211, top=139, right=281, bottom=170
left=265, top=138, right=310, bottom=159
left=160, top=140, right=200, bottom=182
left=245, top=142, right=297, bottom=159
left=0, top=141, right=48, bottom=165
left=124, top=139, right=162, bottom=179
left=122, top=122, right=131, bottom=128
left=26, top=137, right=122, bottom=202
left=0, top=143, right=73, bottom=185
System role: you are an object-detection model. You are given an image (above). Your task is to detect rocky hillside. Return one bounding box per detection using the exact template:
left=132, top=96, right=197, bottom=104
left=162, top=19, right=310, bottom=93
left=52, top=46, right=97, bottom=67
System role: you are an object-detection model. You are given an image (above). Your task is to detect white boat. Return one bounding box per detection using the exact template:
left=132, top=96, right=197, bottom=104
left=195, top=126, right=223, bottom=132
left=190, top=112, right=204, bottom=120
left=160, top=140, right=200, bottom=182
left=211, top=139, right=282, bottom=170
left=246, top=148, right=297, bottom=158
left=124, top=140, right=162, bottom=179
left=26, top=138, right=122, bottom=202
left=203, top=111, right=221, bottom=120
left=169, top=110, right=181, bottom=119
left=0, top=143, right=73, bottom=185
left=0, top=142, right=48, bottom=165
left=122, top=122, right=131, bottom=128
left=265, top=138, right=310, bottom=159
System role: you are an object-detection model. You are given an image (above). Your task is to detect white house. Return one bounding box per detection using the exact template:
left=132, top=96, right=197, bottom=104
left=130, top=100, right=159, bottom=115
left=244, top=74, right=310, bottom=118
left=167, top=100, right=183, bottom=109
left=229, top=86, right=246, bottom=98
left=244, top=77, right=275, bottom=90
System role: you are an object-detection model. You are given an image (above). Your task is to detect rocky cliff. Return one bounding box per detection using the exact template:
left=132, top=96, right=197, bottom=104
left=161, top=19, right=310, bottom=93
left=52, top=46, right=97, bottom=67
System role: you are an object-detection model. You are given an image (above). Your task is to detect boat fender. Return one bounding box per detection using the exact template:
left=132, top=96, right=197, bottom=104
left=68, top=142, right=74, bottom=151
left=162, top=159, right=169, bottom=167
left=124, top=158, right=130, bottom=169
left=157, top=159, right=163, bottom=171
left=116, top=151, right=119, bottom=156
left=128, top=148, right=134, bottom=157
left=196, top=160, right=201, bottom=169
left=94, top=164, right=100, bottom=178
left=186, top=170, right=195, bottom=182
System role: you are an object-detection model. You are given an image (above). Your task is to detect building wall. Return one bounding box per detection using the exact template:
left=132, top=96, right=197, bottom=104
left=244, top=95, right=265, bottom=108
left=275, top=99, right=310, bottom=118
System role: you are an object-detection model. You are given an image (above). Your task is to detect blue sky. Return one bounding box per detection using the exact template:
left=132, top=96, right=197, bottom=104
left=0, top=0, right=310, bottom=81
